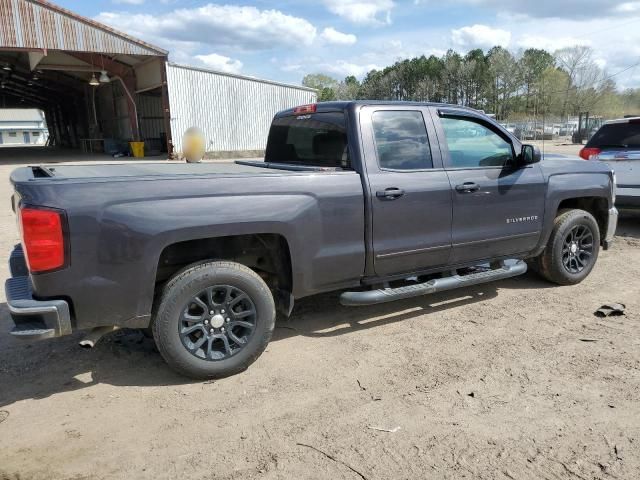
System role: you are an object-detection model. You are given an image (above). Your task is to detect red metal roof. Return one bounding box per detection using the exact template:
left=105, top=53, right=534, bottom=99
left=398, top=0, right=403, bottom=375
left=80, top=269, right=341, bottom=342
left=0, top=0, right=167, bottom=56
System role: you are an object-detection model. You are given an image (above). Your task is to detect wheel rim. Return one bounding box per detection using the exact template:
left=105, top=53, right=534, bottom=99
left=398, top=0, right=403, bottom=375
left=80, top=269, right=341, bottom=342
left=562, top=224, right=594, bottom=274
left=179, top=285, right=257, bottom=361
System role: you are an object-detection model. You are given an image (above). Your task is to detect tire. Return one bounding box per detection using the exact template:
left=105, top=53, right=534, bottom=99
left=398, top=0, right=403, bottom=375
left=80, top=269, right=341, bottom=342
left=534, top=209, right=600, bottom=285
left=152, top=261, right=275, bottom=379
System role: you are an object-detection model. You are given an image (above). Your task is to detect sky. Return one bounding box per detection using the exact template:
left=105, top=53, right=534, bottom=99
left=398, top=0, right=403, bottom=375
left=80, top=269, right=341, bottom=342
left=55, top=0, right=640, bottom=89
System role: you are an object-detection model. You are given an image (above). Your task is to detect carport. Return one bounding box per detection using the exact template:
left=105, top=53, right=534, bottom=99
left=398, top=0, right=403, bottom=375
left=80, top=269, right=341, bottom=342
left=0, top=0, right=170, bottom=158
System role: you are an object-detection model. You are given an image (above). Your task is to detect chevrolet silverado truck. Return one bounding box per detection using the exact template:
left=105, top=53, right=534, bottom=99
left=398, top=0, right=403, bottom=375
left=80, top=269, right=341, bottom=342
left=6, top=101, right=618, bottom=379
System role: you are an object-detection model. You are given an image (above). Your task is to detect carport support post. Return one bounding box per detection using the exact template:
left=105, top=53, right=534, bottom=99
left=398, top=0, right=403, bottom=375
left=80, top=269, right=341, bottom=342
left=160, top=60, right=173, bottom=155
left=120, top=75, right=140, bottom=141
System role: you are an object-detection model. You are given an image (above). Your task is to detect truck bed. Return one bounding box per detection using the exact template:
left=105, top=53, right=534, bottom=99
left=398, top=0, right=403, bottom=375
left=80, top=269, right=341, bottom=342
left=10, top=161, right=297, bottom=184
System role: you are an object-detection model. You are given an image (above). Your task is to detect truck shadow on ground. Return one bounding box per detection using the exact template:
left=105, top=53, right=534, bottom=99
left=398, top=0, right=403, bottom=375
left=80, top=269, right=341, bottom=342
left=0, top=275, right=535, bottom=406
left=0, top=263, right=609, bottom=407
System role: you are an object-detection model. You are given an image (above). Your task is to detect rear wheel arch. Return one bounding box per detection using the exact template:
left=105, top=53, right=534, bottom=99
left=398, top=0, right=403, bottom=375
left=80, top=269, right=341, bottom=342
left=152, top=233, right=293, bottom=315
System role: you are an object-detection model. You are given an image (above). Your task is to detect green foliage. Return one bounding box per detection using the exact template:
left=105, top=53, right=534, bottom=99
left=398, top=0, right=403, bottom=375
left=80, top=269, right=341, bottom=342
left=302, top=74, right=339, bottom=101
left=303, top=46, right=640, bottom=120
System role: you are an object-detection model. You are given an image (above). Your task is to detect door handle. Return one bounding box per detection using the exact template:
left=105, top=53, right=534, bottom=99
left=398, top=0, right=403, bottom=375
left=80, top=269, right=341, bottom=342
left=455, top=182, right=480, bottom=193
left=376, top=188, right=405, bottom=200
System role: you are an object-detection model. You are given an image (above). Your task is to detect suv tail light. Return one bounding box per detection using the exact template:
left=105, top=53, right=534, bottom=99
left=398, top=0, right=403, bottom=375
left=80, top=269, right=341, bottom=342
left=579, top=147, right=601, bottom=160
left=19, top=207, right=66, bottom=273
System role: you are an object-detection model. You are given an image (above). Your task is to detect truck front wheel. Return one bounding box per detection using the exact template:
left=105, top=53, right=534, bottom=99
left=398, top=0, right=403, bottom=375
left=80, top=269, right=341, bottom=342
left=152, top=261, right=275, bottom=379
left=534, top=209, right=600, bottom=286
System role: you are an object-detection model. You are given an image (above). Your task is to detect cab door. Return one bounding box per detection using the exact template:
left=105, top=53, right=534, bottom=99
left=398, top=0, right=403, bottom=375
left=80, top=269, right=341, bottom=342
left=360, top=106, right=453, bottom=277
left=431, top=108, right=546, bottom=264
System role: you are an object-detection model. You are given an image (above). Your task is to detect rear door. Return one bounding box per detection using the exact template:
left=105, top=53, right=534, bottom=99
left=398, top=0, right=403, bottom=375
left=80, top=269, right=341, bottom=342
left=432, top=108, right=545, bottom=265
left=360, top=106, right=452, bottom=277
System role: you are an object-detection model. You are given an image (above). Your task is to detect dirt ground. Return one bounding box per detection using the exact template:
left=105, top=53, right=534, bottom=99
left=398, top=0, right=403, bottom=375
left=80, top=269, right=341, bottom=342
left=0, top=149, right=639, bottom=480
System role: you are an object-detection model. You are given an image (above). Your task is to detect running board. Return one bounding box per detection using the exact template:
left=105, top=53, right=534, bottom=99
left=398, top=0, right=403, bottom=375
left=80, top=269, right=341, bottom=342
left=340, top=260, right=527, bottom=307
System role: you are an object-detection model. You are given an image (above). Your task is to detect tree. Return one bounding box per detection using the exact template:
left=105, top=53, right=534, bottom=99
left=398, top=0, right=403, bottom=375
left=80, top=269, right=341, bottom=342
left=519, top=49, right=555, bottom=114
left=301, top=44, right=631, bottom=121
left=486, top=46, right=517, bottom=119
left=441, top=49, right=462, bottom=104
left=336, top=76, right=360, bottom=100
left=554, top=46, right=603, bottom=117
left=302, top=74, right=339, bottom=101
left=537, top=67, right=571, bottom=118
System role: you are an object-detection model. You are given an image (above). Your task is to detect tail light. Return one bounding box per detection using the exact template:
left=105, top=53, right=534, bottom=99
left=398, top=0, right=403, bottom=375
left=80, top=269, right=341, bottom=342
left=579, top=147, right=601, bottom=160
left=18, top=206, right=66, bottom=273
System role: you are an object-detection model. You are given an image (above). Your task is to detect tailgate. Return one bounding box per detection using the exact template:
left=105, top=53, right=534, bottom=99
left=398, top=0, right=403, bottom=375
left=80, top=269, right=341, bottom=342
left=597, top=150, right=640, bottom=187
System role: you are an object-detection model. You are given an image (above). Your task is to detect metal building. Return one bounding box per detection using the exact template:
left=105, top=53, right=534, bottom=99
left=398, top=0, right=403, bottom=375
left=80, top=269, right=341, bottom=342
left=166, top=63, right=316, bottom=155
left=0, top=0, right=170, bottom=154
left=0, top=108, right=48, bottom=145
left=0, top=0, right=317, bottom=158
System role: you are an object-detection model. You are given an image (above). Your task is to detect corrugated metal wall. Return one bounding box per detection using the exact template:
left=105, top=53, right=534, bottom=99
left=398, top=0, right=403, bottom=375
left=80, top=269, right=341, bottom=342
left=166, top=63, right=317, bottom=153
left=0, top=0, right=164, bottom=55
left=137, top=93, right=164, bottom=140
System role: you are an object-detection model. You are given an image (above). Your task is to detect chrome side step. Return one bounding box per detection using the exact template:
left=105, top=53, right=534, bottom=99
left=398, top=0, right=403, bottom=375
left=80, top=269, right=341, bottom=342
left=340, top=260, right=527, bottom=307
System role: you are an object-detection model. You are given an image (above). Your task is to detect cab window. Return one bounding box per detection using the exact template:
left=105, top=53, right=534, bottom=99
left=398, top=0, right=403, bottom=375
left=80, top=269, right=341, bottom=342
left=372, top=111, right=433, bottom=170
left=441, top=117, right=514, bottom=168
left=265, top=112, right=348, bottom=168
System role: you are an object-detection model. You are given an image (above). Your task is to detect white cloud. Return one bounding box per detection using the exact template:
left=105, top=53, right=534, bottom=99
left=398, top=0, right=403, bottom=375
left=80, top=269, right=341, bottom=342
left=321, top=60, right=382, bottom=78
left=615, top=1, right=640, bottom=13
left=194, top=53, right=243, bottom=74
left=320, top=27, right=357, bottom=45
left=453, top=0, right=639, bottom=19
left=112, top=0, right=144, bottom=4
left=323, top=0, right=395, bottom=25
left=95, top=5, right=317, bottom=51
left=281, top=64, right=303, bottom=72
left=451, top=24, right=511, bottom=49
left=516, top=34, right=591, bottom=52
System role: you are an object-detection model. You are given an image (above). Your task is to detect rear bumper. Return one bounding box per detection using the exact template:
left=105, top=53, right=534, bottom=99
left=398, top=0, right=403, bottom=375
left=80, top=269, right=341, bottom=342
left=603, top=207, right=618, bottom=251
left=6, top=245, right=72, bottom=340
left=616, top=185, right=640, bottom=208
left=616, top=196, right=640, bottom=209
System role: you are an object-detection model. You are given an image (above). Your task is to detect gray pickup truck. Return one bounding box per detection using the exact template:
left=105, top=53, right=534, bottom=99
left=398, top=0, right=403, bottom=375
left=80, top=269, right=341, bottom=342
left=7, top=101, right=618, bottom=378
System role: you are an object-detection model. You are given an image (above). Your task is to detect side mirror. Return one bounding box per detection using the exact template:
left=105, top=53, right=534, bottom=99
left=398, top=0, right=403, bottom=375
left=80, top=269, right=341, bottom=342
left=521, top=144, right=541, bottom=165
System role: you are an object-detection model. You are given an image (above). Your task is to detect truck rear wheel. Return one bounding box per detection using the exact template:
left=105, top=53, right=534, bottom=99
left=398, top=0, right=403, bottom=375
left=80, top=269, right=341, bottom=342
left=535, top=209, right=600, bottom=286
left=152, top=261, right=275, bottom=379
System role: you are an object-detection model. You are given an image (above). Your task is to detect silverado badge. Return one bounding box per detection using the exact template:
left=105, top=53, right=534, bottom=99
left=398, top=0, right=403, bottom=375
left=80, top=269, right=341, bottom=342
left=506, top=215, right=539, bottom=224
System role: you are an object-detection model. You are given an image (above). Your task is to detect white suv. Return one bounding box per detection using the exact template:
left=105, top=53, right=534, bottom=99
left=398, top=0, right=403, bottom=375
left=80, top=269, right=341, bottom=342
left=580, top=117, right=640, bottom=209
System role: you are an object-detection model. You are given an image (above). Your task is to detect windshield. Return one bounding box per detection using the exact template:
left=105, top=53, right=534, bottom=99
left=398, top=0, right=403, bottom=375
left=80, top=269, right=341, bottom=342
left=264, top=112, right=349, bottom=168
left=587, top=122, right=640, bottom=149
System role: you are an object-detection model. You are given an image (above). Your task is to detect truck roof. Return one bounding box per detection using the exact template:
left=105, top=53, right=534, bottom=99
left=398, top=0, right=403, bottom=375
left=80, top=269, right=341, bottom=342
left=275, top=101, right=488, bottom=118
left=604, top=116, right=640, bottom=125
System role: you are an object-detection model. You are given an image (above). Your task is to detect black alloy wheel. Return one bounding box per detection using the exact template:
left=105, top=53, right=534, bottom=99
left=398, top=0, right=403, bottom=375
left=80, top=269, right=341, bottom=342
left=561, top=224, right=594, bottom=274
left=179, top=285, right=257, bottom=361
left=153, top=261, right=276, bottom=379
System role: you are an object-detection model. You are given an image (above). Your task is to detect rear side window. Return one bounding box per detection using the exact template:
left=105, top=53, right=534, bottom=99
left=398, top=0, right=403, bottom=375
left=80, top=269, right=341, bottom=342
left=587, top=122, right=640, bottom=149
left=265, top=112, right=348, bottom=168
left=372, top=111, right=433, bottom=170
